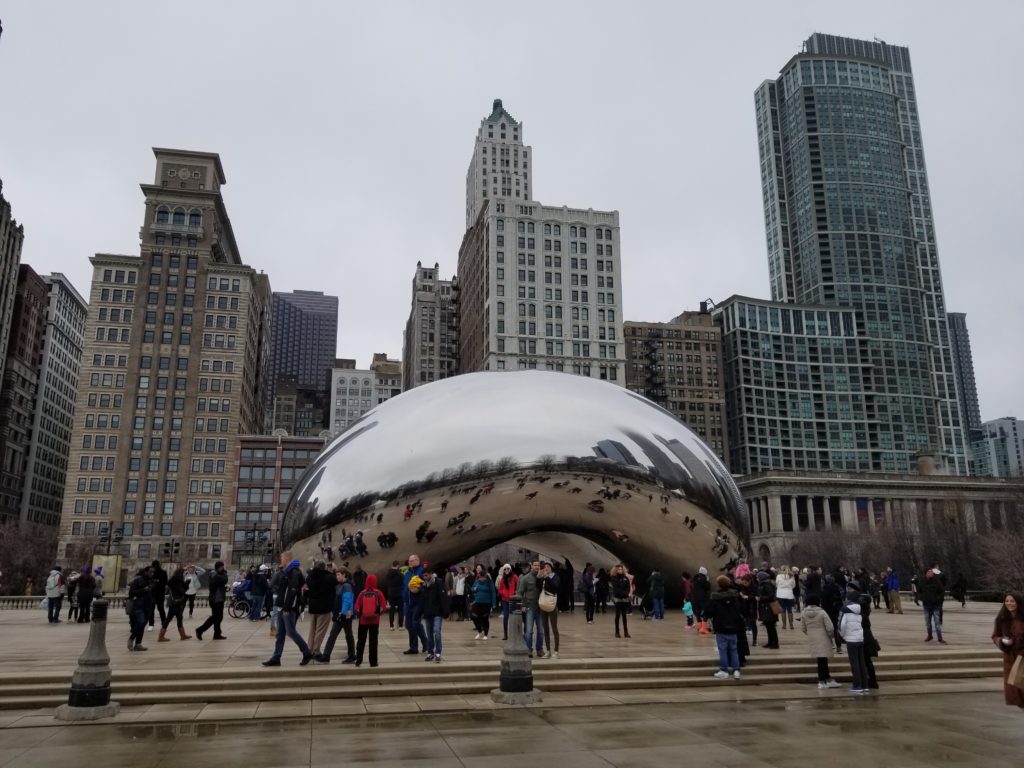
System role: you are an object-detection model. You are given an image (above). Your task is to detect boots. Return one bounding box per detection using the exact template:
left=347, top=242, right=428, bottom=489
left=699, top=621, right=710, bottom=635
left=157, top=627, right=169, bottom=642
left=178, top=625, right=192, bottom=640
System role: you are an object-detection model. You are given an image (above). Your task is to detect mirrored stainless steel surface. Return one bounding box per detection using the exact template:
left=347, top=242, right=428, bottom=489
left=281, top=371, right=746, bottom=597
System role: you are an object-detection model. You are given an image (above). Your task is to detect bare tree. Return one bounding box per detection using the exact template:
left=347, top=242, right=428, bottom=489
left=0, top=522, right=60, bottom=595
left=973, top=529, right=1024, bottom=595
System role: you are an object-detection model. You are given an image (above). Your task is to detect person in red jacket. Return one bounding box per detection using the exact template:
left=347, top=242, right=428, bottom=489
left=496, top=564, right=519, bottom=641
left=354, top=574, right=387, bottom=667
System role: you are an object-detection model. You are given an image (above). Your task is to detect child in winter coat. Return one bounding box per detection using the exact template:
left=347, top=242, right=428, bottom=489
left=838, top=602, right=869, bottom=693
left=683, top=600, right=695, bottom=628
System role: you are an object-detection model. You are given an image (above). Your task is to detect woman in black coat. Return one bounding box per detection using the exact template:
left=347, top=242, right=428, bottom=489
left=595, top=568, right=609, bottom=614
left=756, top=571, right=779, bottom=649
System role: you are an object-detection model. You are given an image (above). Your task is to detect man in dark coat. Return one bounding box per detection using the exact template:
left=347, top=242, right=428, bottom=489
left=195, top=561, right=228, bottom=641
left=149, top=560, right=169, bottom=631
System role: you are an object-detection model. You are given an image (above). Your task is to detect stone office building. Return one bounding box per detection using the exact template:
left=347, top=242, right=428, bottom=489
left=58, top=149, right=271, bottom=571
left=457, top=100, right=625, bottom=382
left=624, top=308, right=728, bottom=465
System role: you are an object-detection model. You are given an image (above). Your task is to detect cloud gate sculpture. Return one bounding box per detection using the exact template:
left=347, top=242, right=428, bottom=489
left=281, top=371, right=747, bottom=602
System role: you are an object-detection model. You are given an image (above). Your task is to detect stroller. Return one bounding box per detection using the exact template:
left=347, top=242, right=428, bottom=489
left=636, top=591, right=655, bottom=620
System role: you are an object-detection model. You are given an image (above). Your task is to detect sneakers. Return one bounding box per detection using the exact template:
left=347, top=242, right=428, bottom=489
left=552, top=651, right=559, bottom=659
left=826, top=679, right=841, bottom=688
left=474, top=633, right=482, bottom=640
left=299, top=653, right=313, bottom=666
left=482, top=634, right=488, bottom=640
left=848, top=687, right=864, bottom=693
left=342, top=658, right=356, bottom=665
left=733, top=670, right=741, bottom=680
left=262, top=658, right=281, bottom=667
left=146, top=625, right=154, bottom=632
left=542, top=650, right=552, bottom=658
left=817, top=681, right=829, bottom=690
left=713, top=670, right=730, bottom=680
left=924, top=636, right=933, bottom=642
left=425, top=654, right=435, bottom=661
left=434, top=655, right=442, bottom=663
left=937, top=638, right=948, bottom=644
left=134, top=644, right=148, bottom=652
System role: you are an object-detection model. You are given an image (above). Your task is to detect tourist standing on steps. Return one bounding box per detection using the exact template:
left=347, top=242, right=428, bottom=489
left=693, top=566, right=711, bottom=635
left=595, top=568, right=609, bottom=614
left=76, top=566, right=97, bottom=624
left=581, top=564, right=597, bottom=625
left=822, top=574, right=844, bottom=652
left=838, top=600, right=868, bottom=693
left=849, top=580, right=880, bottom=690
left=195, top=561, right=228, bottom=641
left=420, top=569, right=449, bottom=662
left=386, top=561, right=405, bottom=630
left=496, top=564, right=519, bottom=640
left=159, top=567, right=192, bottom=642
left=127, top=566, right=153, bottom=651
left=66, top=571, right=79, bottom=622
left=540, top=562, right=561, bottom=657
left=248, top=564, right=270, bottom=621
left=148, top=560, right=168, bottom=632
left=707, top=575, right=743, bottom=680
left=992, top=593, right=1024, bottom=709
left=920, top=569, right=946, bottom=644
left=263, top=550, right=314, bottom=667
left=647, top=568, right=666, bottom=621
left=610, top=564, right=632, bottom=639
left=516, top=560, right=544, bottom=656
left=354, top=573, right=387, bottom=667
left=756, top=570, right=780, bottom=649
left=470, top=564, right=498, bottom=641
left=775, top=566, right=796, bottom=630
left=319, top=568, right=355, bottom=664
left=44, top=565, right=64, bottom=624
left=402, top=554, right=427, bottom=655
left=305, top=560, right=335, bottom=658
left=185, top=564, right=204, bottom=618
left=453, top=566, right=469, bottom=622
left=801, top=596, right=839, bottom=688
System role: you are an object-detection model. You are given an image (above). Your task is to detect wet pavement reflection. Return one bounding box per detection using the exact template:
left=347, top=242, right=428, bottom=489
left=2, top=692, right=1020, bottom=767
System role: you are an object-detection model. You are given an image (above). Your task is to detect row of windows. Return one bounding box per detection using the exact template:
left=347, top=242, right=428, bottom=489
left=155, top=206, right=202, bottom=227
left=149, top=253, right=198, bottom=271
left=101, top=269, right=137, bottom=284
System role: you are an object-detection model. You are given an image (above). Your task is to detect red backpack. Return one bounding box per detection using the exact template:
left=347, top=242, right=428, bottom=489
left=356, top=590, right=382, bottom=619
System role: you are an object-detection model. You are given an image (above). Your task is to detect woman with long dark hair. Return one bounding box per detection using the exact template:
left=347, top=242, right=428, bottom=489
left=991, top=593, right=1024, bottom=708
left=159, top=567, right=192, bottom=642
left=496, top=564, right=519, bottom=640
left=595, top=568, right=609, bottom=614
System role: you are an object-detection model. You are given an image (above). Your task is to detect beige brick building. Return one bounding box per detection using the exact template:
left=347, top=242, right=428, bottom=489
left=624, top=308, right=728, bottom=466
left=58, top=149, right=271, bottom=575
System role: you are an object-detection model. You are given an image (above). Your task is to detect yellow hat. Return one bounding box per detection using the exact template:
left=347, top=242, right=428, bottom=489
left=408, top=576, right=424, bottom=592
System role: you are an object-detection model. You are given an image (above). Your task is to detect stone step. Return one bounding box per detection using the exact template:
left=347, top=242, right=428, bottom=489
left=0, top=654, right=999, bottom=697
left=0, top=648, right=990, bottom=685
left=0, top=665, right=1001, bottom=711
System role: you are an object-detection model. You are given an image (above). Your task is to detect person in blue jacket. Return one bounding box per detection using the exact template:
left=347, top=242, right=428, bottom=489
left=885, top=567, right=903, bottom=614
left=319, top=568, right=356, bottom=663
left=402, top=554, right=428, bottom=654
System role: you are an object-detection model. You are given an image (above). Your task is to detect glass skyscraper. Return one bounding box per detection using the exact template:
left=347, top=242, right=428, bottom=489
left=716, top=34, right=966, bottom=475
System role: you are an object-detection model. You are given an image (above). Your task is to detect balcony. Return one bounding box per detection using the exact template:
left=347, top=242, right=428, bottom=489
left=150, top=222, right=204, bottom=238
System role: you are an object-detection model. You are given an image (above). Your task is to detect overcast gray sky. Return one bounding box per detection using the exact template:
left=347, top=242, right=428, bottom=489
left=2, top=1, right=1021, bottom=420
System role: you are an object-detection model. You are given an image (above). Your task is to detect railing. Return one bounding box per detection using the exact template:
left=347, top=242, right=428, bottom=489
left=150, top=222, right=204, bottom=238
left=0, top=594, right=210, bottom=610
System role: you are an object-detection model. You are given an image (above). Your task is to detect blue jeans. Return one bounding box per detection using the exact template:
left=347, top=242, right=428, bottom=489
left=716, top=632, right=739, bottom=672
left=271, top=611, right=312, bottom=660
left=423, top=615, right=443, bottom=656
left=924, top=605, right=943, bottom=639
left=652, top=597, right=665, bottom=620
left=406, top=602, right=427, bottom=651
left=523, top=608, right=544, bottom=652
left=47, top=597, right=63, bottom=623
left=248, top=593, right=265, bottom=620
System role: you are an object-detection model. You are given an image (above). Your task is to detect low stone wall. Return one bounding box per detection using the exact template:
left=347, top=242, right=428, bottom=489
left=0, top=595, right=210, bottom=610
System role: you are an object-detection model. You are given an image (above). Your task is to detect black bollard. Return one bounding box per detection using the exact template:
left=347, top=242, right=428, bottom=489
left=491, top=596, right=542, bottom=704
left=55, top=598, right=120, bottom=721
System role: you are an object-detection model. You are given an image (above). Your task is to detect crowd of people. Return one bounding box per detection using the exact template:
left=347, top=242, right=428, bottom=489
left=41, top=552, right=1024, bottom=709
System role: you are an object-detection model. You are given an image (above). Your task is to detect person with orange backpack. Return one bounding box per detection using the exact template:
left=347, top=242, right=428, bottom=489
left=354, top=574, right=387, bottom=667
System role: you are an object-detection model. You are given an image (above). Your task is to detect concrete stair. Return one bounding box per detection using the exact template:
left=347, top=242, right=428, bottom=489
left=0, top=650, right=1000, bottom=710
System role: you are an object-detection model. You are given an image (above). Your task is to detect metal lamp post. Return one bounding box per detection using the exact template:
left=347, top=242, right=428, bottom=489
left=55, top=599, right=120, bottom=721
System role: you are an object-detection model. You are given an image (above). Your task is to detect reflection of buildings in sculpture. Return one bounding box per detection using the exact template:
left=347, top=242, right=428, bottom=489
left=592, top=440, right=640, bottom=467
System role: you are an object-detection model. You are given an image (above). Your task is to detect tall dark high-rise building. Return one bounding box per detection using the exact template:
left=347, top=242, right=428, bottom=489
left=947, top=312, right=981, bottom=432
left=715, top=34, right=966, bottom=475
left=266, top=290, right=338, bottom=427
left=0, top=180, right=25, bottom=389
